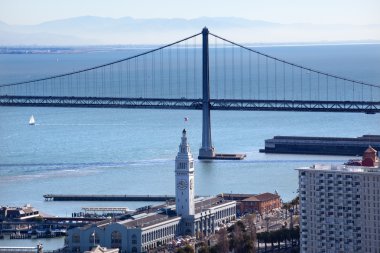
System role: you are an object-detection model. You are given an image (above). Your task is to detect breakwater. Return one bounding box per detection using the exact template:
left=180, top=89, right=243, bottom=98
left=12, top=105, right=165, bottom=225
left=260, top=135, right=380, bottom=156
left=44, top=194, right=175, bottom=202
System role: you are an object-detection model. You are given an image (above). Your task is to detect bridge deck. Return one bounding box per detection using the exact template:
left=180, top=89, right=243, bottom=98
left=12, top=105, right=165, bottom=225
left=1, top=96, right=379, bottom=113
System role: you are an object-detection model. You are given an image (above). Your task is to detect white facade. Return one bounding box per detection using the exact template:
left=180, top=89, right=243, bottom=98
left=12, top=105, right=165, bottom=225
left=66, top=129, right=236, bottom=253
left=175, top=129, right=195, bottom=217
left=298, top=164, right=380, bottom=253
left=67, top=214, right=181, bottom=253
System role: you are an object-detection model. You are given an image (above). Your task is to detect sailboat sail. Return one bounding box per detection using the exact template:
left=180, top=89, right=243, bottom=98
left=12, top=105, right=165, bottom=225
left=29, top=115, right=35, bottom=125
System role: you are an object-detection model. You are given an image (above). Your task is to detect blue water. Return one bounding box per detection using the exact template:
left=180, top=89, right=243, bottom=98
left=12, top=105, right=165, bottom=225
left=0, top=44, right=380, bottom=249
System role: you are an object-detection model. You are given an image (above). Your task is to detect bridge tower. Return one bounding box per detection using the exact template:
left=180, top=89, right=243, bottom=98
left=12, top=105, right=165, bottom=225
left=198, top=27, right=216, bottom=159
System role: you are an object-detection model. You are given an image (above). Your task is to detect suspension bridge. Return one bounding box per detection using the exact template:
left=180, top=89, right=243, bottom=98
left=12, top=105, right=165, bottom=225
left=1, top=27, right=379, bottom=159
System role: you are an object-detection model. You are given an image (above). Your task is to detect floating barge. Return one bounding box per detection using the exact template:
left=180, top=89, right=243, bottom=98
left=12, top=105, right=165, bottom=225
left=44, top=194, right=175, bottom=202
left=260, top=135, right=380, bottom=156
left=198, top=153, right=246, bottom=160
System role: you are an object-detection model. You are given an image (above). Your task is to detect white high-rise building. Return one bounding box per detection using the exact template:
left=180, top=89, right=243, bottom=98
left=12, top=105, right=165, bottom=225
left=298, top=147, right=380, bottom=253
left=175, top=129, right=195, bottom=217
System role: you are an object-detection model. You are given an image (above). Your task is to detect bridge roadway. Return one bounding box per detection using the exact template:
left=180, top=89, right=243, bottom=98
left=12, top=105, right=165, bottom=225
left=1, top=95, right=379, bottom=113
left=44, top=194, right=175, bottom=201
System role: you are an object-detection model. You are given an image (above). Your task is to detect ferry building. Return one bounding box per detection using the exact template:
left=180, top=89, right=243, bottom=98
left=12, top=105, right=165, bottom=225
left=66, top=129, right=236, bottom=253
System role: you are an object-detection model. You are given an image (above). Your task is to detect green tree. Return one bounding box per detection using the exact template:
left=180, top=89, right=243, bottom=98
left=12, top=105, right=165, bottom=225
left=216, top=228, right=229, bottom=253
left=176, top=244, right=194, bottom=253
left=197, top=245, right=209, bottom=253
left=242, top=233, right=254, bottom=253
left=231, top=221, right=246, bottom=253
left=209, top=245, right=219, bottom=253
left=261, top=231, right=269, bottom=252
left=243, top=213, right=257, bottom=253
left=290, top=196, right=300, bottom=210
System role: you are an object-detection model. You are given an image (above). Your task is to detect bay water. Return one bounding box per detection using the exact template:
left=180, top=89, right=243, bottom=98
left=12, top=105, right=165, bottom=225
left=0, top=43, right=379, bottom=249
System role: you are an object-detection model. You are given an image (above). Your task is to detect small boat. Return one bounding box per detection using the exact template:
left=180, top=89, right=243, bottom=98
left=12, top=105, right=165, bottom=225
left=29, top=115, right=35, bottom=125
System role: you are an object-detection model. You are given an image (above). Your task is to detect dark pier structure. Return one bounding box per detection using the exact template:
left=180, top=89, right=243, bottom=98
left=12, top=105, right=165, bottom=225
left=260, top=135, right=380, bottom=156
left=43, top=194, right=175, bottom=202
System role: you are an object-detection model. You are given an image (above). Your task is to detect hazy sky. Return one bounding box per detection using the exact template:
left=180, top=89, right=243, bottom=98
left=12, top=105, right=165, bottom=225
left=1, top=0, right=379, bottom=25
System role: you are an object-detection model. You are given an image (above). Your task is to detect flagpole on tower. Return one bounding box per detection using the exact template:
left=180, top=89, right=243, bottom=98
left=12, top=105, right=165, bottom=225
left=184, top=117, right=189, bottom=129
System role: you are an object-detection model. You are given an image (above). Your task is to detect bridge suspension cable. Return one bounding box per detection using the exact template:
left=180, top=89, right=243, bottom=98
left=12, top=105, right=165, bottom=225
left=0, top=29, right=379, bottom=113
left=208, top=32, right=380, bottom=103
left=0, top=32, right=201, bottom=88
left=0, top=32, right=205, bottom=101
left=209, top=32, right=379, bottom=89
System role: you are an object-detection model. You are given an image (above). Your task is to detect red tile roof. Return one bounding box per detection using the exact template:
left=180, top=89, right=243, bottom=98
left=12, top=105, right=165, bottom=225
left=242, top=193, right=279, bottom=202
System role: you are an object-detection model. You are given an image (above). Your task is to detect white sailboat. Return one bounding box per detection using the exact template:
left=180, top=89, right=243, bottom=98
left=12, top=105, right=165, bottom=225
left=29, top=115, right=35, bottom=125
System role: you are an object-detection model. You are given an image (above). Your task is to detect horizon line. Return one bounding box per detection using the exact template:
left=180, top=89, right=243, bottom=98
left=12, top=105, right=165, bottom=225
left=1, top=15, right=380, bottom=27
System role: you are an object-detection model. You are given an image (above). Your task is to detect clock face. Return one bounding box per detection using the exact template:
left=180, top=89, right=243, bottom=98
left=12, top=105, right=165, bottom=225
left=177, top=180, right=188, bottom=190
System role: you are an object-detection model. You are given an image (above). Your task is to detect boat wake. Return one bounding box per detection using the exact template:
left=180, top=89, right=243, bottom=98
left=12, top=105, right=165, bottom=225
left=37, top=123, right=129, bottom=126
left=0, top=158, right=174, bottom=183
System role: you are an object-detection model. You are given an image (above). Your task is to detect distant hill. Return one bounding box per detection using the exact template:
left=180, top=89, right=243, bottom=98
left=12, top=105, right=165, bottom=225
left=0, top=16, right=379, bottom=45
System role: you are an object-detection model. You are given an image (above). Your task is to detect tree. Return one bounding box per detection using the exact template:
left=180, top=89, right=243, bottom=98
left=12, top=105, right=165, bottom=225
left=268, top=230, right=275, bottom=250
left=271, top=229, right=281, bottom=250
left=242, top=233, right=254, bottom=253
left=256, top=232, right=261, bottom=250
left=216, top=228, right=229, bottom=253
left=176, top=244, right=194, bottom=253
left=290, top=226, right=300, bottom=246
left=230, top=222, right=245, bottom=253
left=290, top=196, right=300, bottom=210
left=283, top=228, right=290, bottom=248
left=260, top=231, right=269, bottom=252
left=244, top=214, right=257, bottom=253
left=209, top=246, right=219, bottom=253
left=283, top=203, right=291, bottom=219
left=197, top=245, right=209, bottom=253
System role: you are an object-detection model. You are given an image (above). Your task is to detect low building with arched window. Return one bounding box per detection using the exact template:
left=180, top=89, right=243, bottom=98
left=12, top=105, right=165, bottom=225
left=66, top=130, right=236, bottom=253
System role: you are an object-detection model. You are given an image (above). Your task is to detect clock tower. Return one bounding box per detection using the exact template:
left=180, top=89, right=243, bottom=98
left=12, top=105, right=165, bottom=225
left=175, top=129, right=195, bottom=217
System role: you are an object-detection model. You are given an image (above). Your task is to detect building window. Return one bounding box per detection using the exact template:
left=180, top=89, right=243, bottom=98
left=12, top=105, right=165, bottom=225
left=111, top=231, right=122, bottom=247
left=132, top=234, right=137, bottom=244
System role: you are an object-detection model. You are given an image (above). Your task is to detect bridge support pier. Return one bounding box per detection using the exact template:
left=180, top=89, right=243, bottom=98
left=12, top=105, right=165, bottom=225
left=199, top=27, right=216, bottom=159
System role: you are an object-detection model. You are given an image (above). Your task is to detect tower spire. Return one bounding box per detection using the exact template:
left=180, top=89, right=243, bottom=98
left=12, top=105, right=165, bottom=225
left=175, top=129, right=195, bottom=217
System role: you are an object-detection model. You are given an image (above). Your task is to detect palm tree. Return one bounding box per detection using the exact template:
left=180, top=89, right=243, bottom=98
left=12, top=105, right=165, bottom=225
left=290, top=196, right=300, bottom=212
left=262, top=232, right=269, bottom=252
left=256, top=232, right=262, bottom=251
left=283, top=203, right=291, bottom=219
left=275, top=229, right=282, bottom=250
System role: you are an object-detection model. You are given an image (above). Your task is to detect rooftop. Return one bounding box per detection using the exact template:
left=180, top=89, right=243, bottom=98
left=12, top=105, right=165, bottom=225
left=119, top=213, right=179, bottom=228
left=218, top=193, right=253, bottom=200
left=298, top=164, right=380, bottom=174
left=242, top=193, right=280, bottom=202
left=194, top=197, right=233, bottom=213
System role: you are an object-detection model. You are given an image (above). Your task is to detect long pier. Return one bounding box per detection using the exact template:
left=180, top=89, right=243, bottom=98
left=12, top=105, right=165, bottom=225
left=43, top=194, right=175, bottom=202
left=260, top=135, right=380, bottom=156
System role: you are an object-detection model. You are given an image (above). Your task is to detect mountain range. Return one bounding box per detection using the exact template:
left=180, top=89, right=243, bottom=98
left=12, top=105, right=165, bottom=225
left=1, top=16, right=379, bottom=45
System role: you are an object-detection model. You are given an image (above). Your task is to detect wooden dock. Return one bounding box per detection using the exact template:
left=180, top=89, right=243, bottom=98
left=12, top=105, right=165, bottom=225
left=43, top=194, right=175, bottom=202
